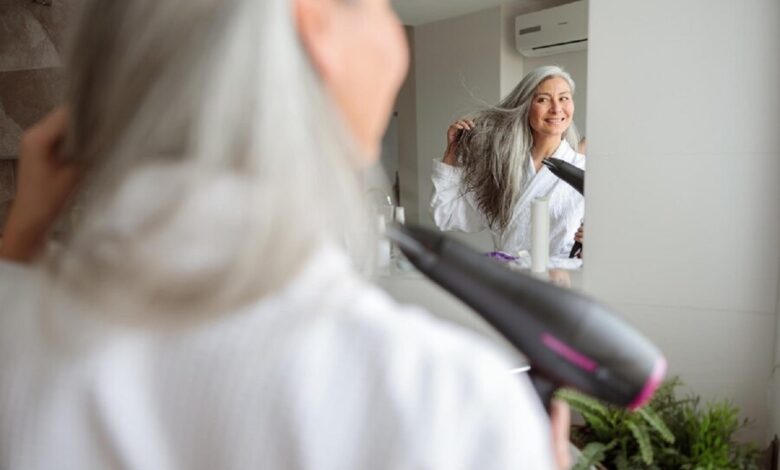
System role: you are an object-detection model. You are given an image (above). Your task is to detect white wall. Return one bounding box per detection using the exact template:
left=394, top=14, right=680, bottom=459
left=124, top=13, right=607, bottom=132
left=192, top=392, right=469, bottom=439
left=395, top=27, right=420, bottom=224
left=584, top=0, right=780, bottom=443
left=772, top=274, right=780, bottom=440
left=412, top=7, right=503, bottom=250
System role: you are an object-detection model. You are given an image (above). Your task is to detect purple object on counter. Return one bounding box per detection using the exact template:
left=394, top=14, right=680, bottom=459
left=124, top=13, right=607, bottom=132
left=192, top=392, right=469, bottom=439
left=486, top=251, right=519, bottom=262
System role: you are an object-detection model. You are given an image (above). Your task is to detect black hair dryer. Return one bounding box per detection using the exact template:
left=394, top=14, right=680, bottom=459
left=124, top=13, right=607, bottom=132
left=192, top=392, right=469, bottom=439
left=542, top=157, right=584, bottom=258
left=387, top=224, right=666, bottom=410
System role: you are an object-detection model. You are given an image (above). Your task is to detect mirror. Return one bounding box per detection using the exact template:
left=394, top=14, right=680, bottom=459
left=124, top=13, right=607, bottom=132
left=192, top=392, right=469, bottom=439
left=376, top=0, right=588, bottom=274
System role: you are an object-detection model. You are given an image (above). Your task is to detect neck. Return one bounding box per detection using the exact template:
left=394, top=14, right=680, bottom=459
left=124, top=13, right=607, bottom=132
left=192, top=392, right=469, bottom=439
left=531, top=134, right=563, bottom=162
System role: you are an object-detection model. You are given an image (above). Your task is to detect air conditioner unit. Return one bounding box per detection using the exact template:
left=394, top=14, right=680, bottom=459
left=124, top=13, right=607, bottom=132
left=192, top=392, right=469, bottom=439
left=515, top=0, right=588, bottom=57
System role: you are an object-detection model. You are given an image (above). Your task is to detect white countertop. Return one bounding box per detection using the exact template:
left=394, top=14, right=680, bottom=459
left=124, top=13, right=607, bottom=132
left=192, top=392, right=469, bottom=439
left=372, top=261, right=584, bottom=367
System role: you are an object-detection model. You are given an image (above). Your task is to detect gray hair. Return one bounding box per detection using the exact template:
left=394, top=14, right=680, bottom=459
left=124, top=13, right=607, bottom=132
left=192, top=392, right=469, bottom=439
left=48, top=0, right=371, bottom=318
left=457, top=65, right=580, bottom=230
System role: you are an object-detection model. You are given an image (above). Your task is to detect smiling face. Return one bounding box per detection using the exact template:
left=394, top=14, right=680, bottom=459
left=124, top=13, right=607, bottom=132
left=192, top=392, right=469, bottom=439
left=528, top=76, right=574, bottom=141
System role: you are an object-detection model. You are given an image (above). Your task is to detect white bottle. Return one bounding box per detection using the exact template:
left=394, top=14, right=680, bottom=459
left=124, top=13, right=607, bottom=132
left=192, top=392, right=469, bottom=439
left=376, top=215, right=391, bottom=270
left=390, top=207, right=405, bottom=262
left=393, top=206, right=405, bottom=225
left=391, top=206, right=414, bottom=271
left=530, top=197, right=550, bottom=275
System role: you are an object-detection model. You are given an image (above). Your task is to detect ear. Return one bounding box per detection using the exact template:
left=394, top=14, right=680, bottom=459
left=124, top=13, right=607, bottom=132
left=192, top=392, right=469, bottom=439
left=294, top=0, right=340, bottom=83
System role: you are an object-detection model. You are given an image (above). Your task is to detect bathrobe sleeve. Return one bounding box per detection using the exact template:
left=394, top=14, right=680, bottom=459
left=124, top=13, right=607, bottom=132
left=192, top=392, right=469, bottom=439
left=429, top=160, right=490, bottom=232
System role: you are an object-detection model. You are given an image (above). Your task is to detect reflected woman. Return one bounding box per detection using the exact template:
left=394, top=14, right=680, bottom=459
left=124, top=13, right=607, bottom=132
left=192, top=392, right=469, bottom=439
left=431, top=66, right=585, bottom=258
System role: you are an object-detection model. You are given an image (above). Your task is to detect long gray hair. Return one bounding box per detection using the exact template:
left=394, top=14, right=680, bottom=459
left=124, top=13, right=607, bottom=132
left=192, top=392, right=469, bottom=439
left=48, top=0, right=371, bottom=318
left=457, top=66, right=580, bottom=230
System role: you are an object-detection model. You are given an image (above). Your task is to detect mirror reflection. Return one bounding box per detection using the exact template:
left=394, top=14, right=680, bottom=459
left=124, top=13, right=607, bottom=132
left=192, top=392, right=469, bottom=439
left=376, top=0, right=588, bottom=273
left=430, top=67, right=585, bottom=267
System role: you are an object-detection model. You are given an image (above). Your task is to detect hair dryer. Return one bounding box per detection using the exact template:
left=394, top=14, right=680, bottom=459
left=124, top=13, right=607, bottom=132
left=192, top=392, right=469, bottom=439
left=542, top=157, right=584, bottom=258
left=387, top=224, right=666, bottom=410
left=541, top=157, right=584, bottom=195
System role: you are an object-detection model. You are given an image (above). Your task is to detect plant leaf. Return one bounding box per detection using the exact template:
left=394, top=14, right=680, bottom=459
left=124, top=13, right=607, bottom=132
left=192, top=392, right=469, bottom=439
left=627, top=420, right=654, bottom=465
left=638, top=407, right=675, bottom=444
left=614, top=451, right=630, bottom=470
left=573, top=442, right=609, bottom=470
left=556, top=389, right=610, bottom=421
left=614, top=457, right=626, bottom=469
left=579, top=409, right=612, bottom=438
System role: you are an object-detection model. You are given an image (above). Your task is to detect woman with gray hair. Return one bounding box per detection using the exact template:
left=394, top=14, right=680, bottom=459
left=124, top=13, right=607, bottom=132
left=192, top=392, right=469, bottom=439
left=0, top=0, right=571, bottom=468
left=431, top=66, right=585, bottom=259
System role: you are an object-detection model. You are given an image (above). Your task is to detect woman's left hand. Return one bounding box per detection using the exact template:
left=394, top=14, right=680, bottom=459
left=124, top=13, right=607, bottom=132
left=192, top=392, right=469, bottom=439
left=0, top=107, right=82, bottom=262
left=550, top=399, right=572, bottom=470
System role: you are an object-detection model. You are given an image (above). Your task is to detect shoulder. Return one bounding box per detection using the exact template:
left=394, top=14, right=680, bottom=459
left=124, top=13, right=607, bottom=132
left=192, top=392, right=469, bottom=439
left=85, top=242, right=552, bottom=468
left=565, top=137, right=585, bottom=169
left=215, top=242, right=554, bottom=467
left=266, top=275, right=555, bottom=468
left=558, top=140, right=585, bottom=169
left=573, top=151, right=586, bottom=169
left=431, top=158, right=463, bottom=181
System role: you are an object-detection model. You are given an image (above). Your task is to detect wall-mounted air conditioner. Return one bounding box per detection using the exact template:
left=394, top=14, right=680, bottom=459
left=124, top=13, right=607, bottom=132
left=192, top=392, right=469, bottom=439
left=515, top=0, right=588, bottom=57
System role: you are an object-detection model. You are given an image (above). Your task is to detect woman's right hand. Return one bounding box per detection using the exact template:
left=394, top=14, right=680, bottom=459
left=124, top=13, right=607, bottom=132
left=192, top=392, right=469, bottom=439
left=442, top=118, right=475, bottom=166
left=0, top=107, right=82, bottom=262
left=446, top=118, right=475, bottom=147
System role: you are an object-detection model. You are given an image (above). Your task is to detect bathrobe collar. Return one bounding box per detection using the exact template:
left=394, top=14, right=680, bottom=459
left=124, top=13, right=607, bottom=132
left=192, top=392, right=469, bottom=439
left=505, top=139, right=576, bottom=231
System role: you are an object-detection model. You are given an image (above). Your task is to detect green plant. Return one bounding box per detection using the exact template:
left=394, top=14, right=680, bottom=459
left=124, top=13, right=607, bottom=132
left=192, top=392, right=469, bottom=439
left=558, top=378, right=761, bottom=470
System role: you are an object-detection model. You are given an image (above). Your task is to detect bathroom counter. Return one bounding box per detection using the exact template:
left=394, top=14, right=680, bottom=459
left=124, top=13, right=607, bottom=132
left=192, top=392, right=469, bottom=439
left=372, top=263, right=584, bottom=364
left=373, top=267, right=523, bottom=362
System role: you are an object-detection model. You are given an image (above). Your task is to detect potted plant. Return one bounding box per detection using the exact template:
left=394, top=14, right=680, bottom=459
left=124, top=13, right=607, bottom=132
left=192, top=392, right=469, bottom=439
left=558, top=378, right=763, bottom=469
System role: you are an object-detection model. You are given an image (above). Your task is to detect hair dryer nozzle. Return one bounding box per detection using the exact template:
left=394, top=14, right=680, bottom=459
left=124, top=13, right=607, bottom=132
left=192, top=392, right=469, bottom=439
left=542, top=157, right=584, bottom=195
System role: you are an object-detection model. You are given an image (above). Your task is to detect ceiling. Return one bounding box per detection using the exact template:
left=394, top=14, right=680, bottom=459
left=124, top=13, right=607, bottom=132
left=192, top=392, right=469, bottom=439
left=391, top=0, right=507, bottom=26
left=391, top=0, right=560, bottom=26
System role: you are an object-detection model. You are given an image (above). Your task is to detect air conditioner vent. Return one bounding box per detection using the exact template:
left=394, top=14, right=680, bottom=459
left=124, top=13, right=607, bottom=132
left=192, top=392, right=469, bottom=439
left=515, top=0, right=588, bottom=57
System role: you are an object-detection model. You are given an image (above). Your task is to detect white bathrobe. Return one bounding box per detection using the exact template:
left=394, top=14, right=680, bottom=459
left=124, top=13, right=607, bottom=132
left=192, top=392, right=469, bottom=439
left=0, top=245, right=555, bottom=469
left=431, top=139, right=585, bottom=258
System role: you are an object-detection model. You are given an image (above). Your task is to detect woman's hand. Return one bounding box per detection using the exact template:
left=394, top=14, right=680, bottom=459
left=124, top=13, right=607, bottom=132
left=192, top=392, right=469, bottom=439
left=551, top=399, right=572, bottom=470
left=548, top=269, right=572, bottom=289
left=442, top=118, right=474, bottom=166
left=0, top=107, right=82, bottom=262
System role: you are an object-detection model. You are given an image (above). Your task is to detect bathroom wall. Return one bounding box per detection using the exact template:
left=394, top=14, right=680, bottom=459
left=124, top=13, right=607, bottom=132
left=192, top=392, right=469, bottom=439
left=773, top=276, right=780, bottom=440
left=395, top=26, right=420, bottom=224
left=585, top=0, right=780, bottom=443
left=0, top=0, right=76, bottom=232
left=412, top=6, right=502, bottom=253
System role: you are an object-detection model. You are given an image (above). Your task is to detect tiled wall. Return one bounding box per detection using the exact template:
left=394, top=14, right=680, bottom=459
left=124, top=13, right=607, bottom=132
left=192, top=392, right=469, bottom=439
left=0, top=0, right=77, bottom=232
